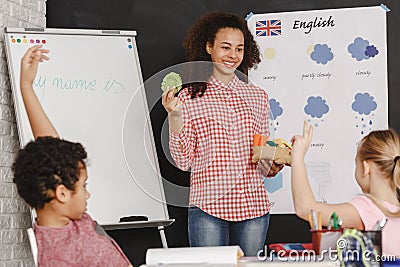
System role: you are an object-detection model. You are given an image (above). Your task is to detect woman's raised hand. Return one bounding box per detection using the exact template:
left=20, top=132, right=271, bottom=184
left=162, top=87, right=182, bottom=116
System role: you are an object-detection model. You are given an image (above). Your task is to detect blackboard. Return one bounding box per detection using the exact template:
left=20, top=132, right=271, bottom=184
left=4, top=27, right=171, bottom=227
left=47, top=0, right=400, bottom=134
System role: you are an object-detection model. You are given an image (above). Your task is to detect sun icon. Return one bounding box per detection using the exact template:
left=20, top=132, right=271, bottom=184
left=306, top=45, right=315, bottom=56
left=264, top=48, right=276, bottom=60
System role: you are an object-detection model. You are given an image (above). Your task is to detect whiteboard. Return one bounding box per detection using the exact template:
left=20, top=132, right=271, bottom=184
left=4, top=28, right=170, bottom=226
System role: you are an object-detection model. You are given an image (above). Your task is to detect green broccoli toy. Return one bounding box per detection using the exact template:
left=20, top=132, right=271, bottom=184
left=161, top=72, right=182, bottom=94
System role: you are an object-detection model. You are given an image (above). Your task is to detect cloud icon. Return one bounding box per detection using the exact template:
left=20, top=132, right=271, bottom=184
left=348, top=37, right=379, bottom=61
left=365, top=45, right=379, bottom=58
left=310, top=44, right=334, bottom=65
left=304, top=96, right=329, bottom=118
left=269, top=98, right=283, bottom=120
left=351, top=92, right=377, bottom=115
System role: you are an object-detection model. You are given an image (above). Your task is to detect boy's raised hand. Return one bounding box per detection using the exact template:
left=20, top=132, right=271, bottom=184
left=20, top=45, right=49, bottom=90
left=19, top=45, right=58, bottom=138
left=291, top=120, right=313, bottom=161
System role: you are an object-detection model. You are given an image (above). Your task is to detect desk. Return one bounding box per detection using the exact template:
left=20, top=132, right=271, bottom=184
left=141, top=260, right=339, bottom=267
left=238, top=257, right=339, bottom=267
left=141, top=265, right=233, bottom=267
left=140, top=252, right=340, bottom=267
left=103, top=219, right=175, bottom=248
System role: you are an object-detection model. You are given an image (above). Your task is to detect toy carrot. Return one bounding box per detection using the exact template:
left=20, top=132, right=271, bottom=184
left=260, top=136, right=268, bottom=146
left=253, top=134, right=262, bottom=146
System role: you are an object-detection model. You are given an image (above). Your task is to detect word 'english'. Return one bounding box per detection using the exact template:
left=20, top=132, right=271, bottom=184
left=293, top=15, right=335, bottom=34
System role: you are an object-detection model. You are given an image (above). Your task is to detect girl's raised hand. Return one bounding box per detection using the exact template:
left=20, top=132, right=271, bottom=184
left=291, top=120, right=313, bottom=161
left=161, top=87, right=182, bottom=116
left=20, top=45, right=49, bottom=90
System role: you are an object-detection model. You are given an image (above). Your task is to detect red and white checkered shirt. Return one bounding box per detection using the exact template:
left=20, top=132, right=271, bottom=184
left=169, top=75, right=271, bottom=221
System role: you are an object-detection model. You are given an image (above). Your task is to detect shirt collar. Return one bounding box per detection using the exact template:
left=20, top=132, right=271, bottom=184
left=208, top=75, right=240, bottom=91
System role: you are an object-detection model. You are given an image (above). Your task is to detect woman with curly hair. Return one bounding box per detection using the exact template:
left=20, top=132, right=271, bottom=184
left=162, top=12, right=282, bottom=255
left=13, top=45, right=133, bottom=266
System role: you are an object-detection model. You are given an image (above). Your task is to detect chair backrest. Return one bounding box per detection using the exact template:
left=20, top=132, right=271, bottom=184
left=30, top=208, right=37, bottom=225
left=28, top=208, right=38, bottom=266
left=27, top=228, right=38, bottom=266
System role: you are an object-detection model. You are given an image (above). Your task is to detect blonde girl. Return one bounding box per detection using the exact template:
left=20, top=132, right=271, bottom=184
left=290, top=121, right=400, bottom=256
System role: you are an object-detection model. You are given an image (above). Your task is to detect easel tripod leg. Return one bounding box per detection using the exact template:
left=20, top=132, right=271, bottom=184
left=158, top=226, right=168, bottom=248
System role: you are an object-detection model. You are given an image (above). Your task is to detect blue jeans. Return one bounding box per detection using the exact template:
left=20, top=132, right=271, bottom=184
left=188, top=206, right=270, bottom=256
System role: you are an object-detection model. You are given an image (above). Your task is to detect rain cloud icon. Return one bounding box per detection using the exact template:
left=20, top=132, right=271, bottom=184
left=269, top=98, right=283, bottom=120
left=351, top=92, right=377, bottom=115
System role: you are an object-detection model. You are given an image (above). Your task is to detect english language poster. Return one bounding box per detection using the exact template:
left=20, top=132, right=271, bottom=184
left=248, top=6, right=388, bottom=213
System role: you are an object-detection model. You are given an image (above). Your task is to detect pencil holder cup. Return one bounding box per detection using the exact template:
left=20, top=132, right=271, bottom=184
left=311, top=229, right=343, bottom=255
left=337, top=229, right=382, bottom=267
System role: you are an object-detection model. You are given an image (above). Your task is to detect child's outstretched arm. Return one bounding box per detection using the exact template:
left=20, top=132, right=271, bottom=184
left=291, top=120, right=314, bottom=215
left=290, top=121, right=363, bottom=229
left=20, top=45, right=59, bottom=139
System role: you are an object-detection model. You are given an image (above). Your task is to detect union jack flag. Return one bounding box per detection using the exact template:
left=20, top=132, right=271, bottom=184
left=255, top=20, right=282, bottom=37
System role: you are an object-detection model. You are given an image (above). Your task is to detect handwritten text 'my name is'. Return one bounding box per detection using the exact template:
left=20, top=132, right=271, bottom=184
left=293, top=15, right=335, bottom=34
left=34, top=76, right=125, bottom=94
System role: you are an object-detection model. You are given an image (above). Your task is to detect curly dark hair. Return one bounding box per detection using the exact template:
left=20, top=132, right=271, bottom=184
left=182, top=12, right=261, bottom=98
left=12, top=137, right=87, bottom=209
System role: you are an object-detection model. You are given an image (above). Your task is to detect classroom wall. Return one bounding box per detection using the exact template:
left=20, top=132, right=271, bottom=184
left=45, top=1, right=400, bottom=265
left=0, top=0, right=45, bottom=265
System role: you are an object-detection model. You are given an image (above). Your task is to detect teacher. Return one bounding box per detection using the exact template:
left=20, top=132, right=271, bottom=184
left=162, top=12, right=282, bottom=256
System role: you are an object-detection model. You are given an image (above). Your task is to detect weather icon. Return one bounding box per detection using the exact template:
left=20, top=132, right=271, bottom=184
left=264, top=172, right=283, bottom=193
left=351, top=92, right=377, bottom=135
left=264, top=47, right=276, bottom=60
left=306, top=162, right=332, bottom=203
left=348, top=37, right=379, bottom=61
left=307, top=44, right=334, bottom=65
left=304, top=96, right=329, bottom=127
left=269, top=98, right=283, bottom=132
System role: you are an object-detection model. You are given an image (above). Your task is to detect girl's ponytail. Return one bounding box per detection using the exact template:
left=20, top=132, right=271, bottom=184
left=394, top=155, right=400, bottom=203
left=359, top=129, right=400, bottom=217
